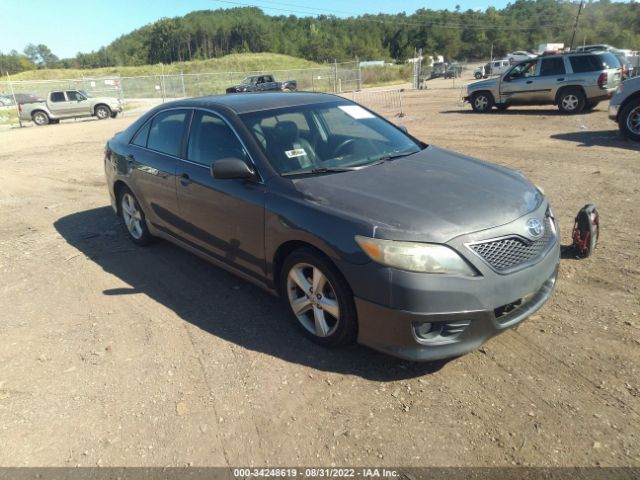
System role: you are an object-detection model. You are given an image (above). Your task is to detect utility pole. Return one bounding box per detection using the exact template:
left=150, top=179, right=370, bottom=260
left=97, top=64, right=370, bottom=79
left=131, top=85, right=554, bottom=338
left=569, top=0, right=586, bottom=51
left=6, top=72, right=23, bottom=128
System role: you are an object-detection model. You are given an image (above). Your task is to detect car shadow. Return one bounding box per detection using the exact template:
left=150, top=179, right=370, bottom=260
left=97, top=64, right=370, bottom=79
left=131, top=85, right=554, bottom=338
left=550, top=130, right=640, bottom=151
left=441, top=108, right=600, bottom=116
left=54, top=207, right=451, bottom=380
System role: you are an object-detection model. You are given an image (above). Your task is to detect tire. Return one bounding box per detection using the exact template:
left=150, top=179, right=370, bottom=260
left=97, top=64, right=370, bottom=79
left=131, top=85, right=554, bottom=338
left=118, top=187, right=152, bottom=246
left=280, top=247, right=358, bottom=348
left=32, top=110, right=49, bottom=126
left=474, top=72, right=482, bottom=79
left=496, top=104, right=509, bottom=112
left=618, top=97, right=640, bottom=142
left=584, top=101, right=599, bottom=111
left=558, top=88, right=585, bottom=114
left=470, top=92, right=494, bottom=113
left=110, top=112, right=118, bottom=118
left=95, top=104, right=111, bottom=120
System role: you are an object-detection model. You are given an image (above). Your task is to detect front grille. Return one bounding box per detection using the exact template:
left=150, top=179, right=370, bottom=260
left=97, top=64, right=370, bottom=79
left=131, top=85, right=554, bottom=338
left=469, top=217, right=555, bottom=272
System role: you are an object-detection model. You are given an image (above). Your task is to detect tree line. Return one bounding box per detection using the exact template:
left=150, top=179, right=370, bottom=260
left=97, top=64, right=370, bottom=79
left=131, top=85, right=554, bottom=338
left=1, top=0, right=639, bottom=75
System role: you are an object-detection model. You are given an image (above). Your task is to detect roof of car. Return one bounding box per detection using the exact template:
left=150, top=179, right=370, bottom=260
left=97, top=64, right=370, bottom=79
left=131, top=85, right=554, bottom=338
left=165, top=92, right=346, bottom=115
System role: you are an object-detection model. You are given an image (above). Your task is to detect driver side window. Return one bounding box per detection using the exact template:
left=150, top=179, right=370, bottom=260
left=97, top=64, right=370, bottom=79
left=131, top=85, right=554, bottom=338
left=508, top=61, right=537, bottom=80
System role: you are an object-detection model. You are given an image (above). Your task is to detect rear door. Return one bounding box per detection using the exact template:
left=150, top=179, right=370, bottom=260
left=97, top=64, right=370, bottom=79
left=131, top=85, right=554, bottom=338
left=176, top=109, right=266, bottom=280
left=127, top=108, right=189, bottom=233
left=47, top=91, right=75, bottom=116
left=531, top=56, right=568, bottom=102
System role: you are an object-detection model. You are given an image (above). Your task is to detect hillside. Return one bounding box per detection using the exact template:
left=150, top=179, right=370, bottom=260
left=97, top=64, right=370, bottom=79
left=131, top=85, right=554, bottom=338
left=10, top=53, right=323, bottom=80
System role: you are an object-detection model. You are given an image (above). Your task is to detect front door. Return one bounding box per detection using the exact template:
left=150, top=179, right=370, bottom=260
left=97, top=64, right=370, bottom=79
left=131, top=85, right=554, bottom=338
left=65, top=90, right=90, bottom=115
left=176, top=110, right=266, bottom=281
left=499, top=60, right=539, bottom=104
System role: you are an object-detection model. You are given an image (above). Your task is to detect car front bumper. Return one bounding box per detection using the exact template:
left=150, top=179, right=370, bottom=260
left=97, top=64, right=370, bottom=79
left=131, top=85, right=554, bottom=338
left=339, top=205, right=560, bottom=362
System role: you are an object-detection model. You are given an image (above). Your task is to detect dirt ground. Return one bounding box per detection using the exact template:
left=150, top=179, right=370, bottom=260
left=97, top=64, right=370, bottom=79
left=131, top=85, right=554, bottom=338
left=0, top=84, right=639, bottom=468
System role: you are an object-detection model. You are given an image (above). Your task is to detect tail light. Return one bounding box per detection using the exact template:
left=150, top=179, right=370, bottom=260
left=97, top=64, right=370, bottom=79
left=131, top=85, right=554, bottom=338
left=597, top=72, right=608, bottom=88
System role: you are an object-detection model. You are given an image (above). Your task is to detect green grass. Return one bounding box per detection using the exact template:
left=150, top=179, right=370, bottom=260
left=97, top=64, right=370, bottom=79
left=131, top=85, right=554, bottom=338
left=11, top=53, right=323, bottom=80
left=0, top=108, right=19, bottom=126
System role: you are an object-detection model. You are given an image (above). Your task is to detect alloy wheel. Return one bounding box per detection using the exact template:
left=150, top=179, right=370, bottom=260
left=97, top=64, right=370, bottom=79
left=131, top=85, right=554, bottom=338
left=474, top=95, right=488, bottom=111
left=562, top=94, right=579, bottom=111
left=121, top=193, right=144, bottom=240
left=626, top=105, right=640, bottom=135
left=286, top=262, right=340, bottom=338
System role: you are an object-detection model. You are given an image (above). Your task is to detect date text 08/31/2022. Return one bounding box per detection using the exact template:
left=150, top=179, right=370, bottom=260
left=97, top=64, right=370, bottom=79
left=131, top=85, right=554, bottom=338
left=233, top=468, right=400, bottom=478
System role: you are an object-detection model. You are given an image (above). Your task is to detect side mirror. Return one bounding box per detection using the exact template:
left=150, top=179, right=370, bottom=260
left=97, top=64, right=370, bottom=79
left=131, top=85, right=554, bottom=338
left=397, top=125, right=408, bottom=134
left=211, top=157, right=255, bottom=180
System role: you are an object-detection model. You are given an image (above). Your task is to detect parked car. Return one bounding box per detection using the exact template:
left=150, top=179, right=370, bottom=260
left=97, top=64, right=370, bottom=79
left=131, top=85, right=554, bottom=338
left=429, top=62, right=448, bottom=79
left=508, top=51, right=537, bottom=63
left=576, top=45, right=632, bottom=79
left=609, top=76, right=640, bottom=141
left=104, top=92, right=559, bottom=361
left=443, top=63, right=462, bottom=79
left=0, top=92, right=45, bottom=106
left=18, top=90, right=122, bottom=125
left=473, top=59, right=512, bottom=79
left=465, top=51, right=622, bottom=114
left=226, top=74, right=297, bottom=94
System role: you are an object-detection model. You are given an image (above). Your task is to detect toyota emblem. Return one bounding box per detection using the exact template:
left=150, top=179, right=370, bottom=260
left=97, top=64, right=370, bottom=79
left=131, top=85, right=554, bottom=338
left=526, top=218, right=544, bottom=238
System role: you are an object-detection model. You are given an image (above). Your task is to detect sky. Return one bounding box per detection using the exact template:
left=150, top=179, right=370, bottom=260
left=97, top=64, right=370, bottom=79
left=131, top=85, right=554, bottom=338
left=1, top=0, right=501, bottom=58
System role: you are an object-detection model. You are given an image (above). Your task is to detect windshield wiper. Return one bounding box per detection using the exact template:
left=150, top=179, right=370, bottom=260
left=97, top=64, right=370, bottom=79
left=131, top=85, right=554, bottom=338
left=281, top=166, right=359, bottom=176
left=373, top=150, right=420, bottom=163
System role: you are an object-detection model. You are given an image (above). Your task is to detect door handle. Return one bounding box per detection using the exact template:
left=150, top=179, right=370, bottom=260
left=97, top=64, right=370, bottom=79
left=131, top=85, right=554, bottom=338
left=557, top=78, right=565, bottom=82
left=179, top=173, right=191, bottom=186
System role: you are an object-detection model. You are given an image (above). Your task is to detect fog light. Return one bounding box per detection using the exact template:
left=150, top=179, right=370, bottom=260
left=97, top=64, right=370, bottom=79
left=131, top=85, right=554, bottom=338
left=413, top=320, right=472, bottom=343
left=413, top=322, right=443, bottom=340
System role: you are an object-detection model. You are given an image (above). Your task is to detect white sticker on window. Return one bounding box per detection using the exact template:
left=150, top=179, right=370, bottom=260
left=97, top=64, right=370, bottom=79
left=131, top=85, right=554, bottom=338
left=285, top=148, right=307, bottom=158
left=338, top=105, right=375, bottom=119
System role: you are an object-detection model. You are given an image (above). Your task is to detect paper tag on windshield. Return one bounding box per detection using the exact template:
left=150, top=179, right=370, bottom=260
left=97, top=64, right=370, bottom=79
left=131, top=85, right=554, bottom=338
left=285, top=148, right=307, bottom=158
left=339, top=105, right=375, bottom=119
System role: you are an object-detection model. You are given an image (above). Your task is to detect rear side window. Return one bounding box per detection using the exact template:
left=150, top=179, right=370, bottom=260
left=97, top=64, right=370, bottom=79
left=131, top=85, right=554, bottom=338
left=187, top=111, right=246, bottom=167
left=50, top=92, right=66, bottom=102
left=147, top=109, right=189, bottom=157
left=540, top=57, right=566, bottom=76
left=131, top=120, right=151, bottom=148
left=600, top=52, right=621, bottom=69
left=570, top=55, right=603, bottom=73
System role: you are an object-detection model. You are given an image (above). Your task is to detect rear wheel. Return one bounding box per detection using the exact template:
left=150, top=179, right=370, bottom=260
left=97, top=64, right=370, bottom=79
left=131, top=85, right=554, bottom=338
left=118, top=188, right=152, bottom=246
left=280, top=248, right=357, bottom=348
left=618, top=98, right=640, bottom=142
left=470, top=92, right=493, bottom=113
left=95, top=105, right=111, bottom=120
left=558, top=88, right=585, bottom=114
left=32, top=111, right=49, bottom=126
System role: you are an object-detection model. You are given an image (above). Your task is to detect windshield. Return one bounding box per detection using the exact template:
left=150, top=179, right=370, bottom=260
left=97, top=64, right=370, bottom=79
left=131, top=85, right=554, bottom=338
left=240, top=102, right=422, bottom=175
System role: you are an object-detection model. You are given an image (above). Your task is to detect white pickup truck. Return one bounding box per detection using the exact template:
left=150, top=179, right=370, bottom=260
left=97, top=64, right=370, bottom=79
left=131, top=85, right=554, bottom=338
left=19, top=90, right=122, bottom=126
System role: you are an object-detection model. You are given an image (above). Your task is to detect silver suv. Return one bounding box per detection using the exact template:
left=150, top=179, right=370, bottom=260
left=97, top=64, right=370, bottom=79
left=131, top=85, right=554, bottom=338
left=465, top=52, right=622, bottom=114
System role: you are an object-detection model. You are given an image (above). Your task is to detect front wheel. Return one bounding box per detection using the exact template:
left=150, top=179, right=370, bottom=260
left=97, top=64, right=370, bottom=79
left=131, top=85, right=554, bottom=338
left=470, top=92, right=494, bottom=113
left=110, top=111, right=119, bottom=118
left=618, top=98, right=640, bottom=142
left=95, top=105, right=111, bottom=120
left=474, top=72, right=482, bottom=79
left=558, top=88, right=585, bottom=114
left=584, top=101, right=599, bottom=111
left=280, top=248, right=358, bottom=347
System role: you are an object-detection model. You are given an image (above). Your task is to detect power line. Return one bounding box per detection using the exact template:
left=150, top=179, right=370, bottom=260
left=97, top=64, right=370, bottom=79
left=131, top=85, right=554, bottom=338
left=209, top=0, right=572, bottom=31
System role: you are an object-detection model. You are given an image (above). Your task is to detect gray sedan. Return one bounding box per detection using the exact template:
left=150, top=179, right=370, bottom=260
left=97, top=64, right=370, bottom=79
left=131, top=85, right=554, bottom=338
left=104, top=92, right=559, bottom=361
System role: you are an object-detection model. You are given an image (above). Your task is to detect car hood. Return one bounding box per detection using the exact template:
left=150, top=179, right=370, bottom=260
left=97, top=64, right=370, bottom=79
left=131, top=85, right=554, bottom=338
left=292, top=146, right=542, bottom=243
left=468, top=78, right=499, bottom=92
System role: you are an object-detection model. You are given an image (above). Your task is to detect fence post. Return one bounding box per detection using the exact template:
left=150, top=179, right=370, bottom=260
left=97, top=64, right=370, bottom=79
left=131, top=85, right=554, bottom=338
left=6, top=72, right=23, bottom=128
left=180, top=71, right=186, bottom=98
left=333, top=59, right=338, bottom=94
left=355, top=56, right=361, bottom=91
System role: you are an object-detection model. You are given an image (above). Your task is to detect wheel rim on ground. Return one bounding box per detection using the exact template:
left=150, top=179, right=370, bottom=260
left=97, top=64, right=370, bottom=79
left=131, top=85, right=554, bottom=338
left=475, top=95, right=488, bottom=111
left=97, top=107, right=109, bottom=119
left=286, top=262, right=340, bottom=338
left=626, top=105, right=640, bottom=135
left=562, top=94, right=579, bottom=111
left=121, top=193, right=143, bottom=240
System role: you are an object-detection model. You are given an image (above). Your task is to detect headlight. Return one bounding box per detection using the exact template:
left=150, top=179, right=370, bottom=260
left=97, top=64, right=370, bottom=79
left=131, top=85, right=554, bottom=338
left=355, top=236, right=477, bottom=275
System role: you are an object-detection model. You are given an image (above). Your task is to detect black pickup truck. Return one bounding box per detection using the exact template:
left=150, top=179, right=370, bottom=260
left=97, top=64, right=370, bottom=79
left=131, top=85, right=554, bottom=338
left=226, top=74, right=297, bottom=94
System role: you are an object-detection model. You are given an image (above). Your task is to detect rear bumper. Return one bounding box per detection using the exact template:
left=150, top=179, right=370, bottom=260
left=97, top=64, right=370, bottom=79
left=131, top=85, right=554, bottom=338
left=355, top=266, right=558, bottom=362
